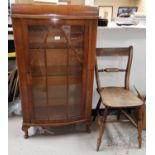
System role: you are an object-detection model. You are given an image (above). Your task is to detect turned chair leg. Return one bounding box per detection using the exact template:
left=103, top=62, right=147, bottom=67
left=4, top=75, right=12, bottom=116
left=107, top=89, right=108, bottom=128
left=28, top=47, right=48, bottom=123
left=137, top=106, right=143, bottom=148
left=22, top=125, right=30, bottom=139
left=96, top=123, right=105, bottom=151
left=96, top=107, right=108, bottom=151
left=93, top=97, right=101, bottom=121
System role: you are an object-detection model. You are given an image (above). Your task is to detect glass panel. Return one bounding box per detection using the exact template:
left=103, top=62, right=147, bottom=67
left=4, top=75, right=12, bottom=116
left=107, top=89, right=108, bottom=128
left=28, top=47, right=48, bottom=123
left=68, top=26, right=84, bottom=118
left=28, top=26, right=48, bottom=120
left=29, top=49, right=47, bottom=120
left=46, top=27, right=68, bottom=120
left=28, top=24, right=84, bottom=121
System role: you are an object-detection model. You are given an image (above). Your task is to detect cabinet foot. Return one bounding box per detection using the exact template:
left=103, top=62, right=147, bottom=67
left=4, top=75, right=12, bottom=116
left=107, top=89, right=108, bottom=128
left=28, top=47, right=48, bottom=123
left=22, top=125, right=30, bottom=139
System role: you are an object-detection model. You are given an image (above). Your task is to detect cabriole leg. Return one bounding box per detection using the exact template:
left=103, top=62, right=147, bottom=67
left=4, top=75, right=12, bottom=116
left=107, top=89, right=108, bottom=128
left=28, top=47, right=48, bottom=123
left=22, top=125, right=30, bottom=139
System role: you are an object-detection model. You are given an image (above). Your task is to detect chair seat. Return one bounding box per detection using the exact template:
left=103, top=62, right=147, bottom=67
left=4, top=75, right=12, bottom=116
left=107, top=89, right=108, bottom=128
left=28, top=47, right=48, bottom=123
left=100, top=87, right=143, bottom=108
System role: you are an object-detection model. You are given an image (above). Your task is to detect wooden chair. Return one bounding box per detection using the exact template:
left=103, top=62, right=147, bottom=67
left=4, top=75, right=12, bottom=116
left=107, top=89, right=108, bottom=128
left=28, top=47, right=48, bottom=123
left=94, top=46, right=144, bottom=151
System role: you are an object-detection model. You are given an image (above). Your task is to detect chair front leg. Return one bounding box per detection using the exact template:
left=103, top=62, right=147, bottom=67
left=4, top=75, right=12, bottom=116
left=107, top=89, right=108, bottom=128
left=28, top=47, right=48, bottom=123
left=137, top=105, right=143, bottom=148
left=93, top=97, right=101, bottom=121
left=96, top=107, right=108, bottom=151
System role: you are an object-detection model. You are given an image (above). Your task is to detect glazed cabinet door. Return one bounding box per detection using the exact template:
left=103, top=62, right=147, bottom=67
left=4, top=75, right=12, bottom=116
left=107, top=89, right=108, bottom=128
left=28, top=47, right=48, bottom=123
left=27, top=21, right=87, bottom=122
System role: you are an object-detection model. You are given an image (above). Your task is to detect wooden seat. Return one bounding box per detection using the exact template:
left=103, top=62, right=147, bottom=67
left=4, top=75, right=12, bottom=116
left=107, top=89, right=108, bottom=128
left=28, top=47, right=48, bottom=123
left=94, top=46, right=144, bottom=151
left=100, top=87, right=143, bottom=108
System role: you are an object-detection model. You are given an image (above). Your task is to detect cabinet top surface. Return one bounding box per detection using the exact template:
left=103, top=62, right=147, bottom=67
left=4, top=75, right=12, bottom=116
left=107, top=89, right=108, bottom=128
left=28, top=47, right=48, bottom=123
left=11, top=4, right=99, bottom=20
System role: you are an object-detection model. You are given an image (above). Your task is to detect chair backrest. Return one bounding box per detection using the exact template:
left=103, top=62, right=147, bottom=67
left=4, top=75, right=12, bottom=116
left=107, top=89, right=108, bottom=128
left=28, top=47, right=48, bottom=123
left=95, top=46, right=133, bottom=90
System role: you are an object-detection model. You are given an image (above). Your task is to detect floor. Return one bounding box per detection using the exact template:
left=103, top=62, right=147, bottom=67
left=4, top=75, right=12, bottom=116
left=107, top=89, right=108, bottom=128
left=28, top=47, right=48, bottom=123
left=8, top=116, right=146, bottom=155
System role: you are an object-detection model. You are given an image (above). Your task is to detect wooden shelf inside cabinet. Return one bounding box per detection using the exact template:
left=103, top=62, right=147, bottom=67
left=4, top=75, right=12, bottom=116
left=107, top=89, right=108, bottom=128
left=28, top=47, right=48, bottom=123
left=29, top=42, right=84, bottom=49
left=33, top=103, right=82, bottom=121
left=31, top=76, right=82, bottom=85
left=30, top=65, right=83, bottom=77
left=11, top=4, right=98, bottom=138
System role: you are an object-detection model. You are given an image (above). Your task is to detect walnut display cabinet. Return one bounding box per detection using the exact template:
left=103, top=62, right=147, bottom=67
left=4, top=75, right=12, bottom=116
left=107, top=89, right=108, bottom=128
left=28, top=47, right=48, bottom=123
left=11, top=4, right=98, bottom=138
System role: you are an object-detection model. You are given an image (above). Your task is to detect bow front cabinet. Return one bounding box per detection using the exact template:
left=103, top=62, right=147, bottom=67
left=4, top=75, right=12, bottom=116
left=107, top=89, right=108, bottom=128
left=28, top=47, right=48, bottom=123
left=11, top=4, right=98, bottom=138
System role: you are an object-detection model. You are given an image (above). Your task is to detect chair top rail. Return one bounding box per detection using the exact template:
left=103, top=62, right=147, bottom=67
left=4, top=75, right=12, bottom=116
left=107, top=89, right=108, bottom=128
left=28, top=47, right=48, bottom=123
left=96, top=47, right=132, bottom=56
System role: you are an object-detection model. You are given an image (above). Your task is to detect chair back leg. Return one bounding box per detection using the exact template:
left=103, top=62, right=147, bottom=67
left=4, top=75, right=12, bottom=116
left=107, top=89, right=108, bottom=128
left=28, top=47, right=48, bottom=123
left=117, top=109, right=121, bottom=120
left=138, top=106, right=143, bottom=148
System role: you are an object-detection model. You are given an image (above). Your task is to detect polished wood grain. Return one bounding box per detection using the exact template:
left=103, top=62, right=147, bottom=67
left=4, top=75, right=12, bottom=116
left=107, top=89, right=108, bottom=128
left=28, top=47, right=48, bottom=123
left=99, top=87, right=143, bottom=107
left=11, top=4, right=98, bottom=19
left=11, top=4, right=98, bottom=138
left=94, top=46, right=144, bottom=151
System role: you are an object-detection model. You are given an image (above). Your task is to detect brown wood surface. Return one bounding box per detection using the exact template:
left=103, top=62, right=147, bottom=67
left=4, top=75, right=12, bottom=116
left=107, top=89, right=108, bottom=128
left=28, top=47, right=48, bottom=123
left=99, top=87, right=143, bottom=108
left=11, top=4, right=99, bottom=19
left=142, top=103, right=146, bottom=130
left=96, top=47, right=130, bottom=56
left=11, top=4, right=98, bottom=138
left=98, top=68, right=126, bottom=72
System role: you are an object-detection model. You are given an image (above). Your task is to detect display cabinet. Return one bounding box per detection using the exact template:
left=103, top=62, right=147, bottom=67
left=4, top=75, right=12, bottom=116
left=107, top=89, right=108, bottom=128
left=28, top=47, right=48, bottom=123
left=11, top=4, right=98, bottom=138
